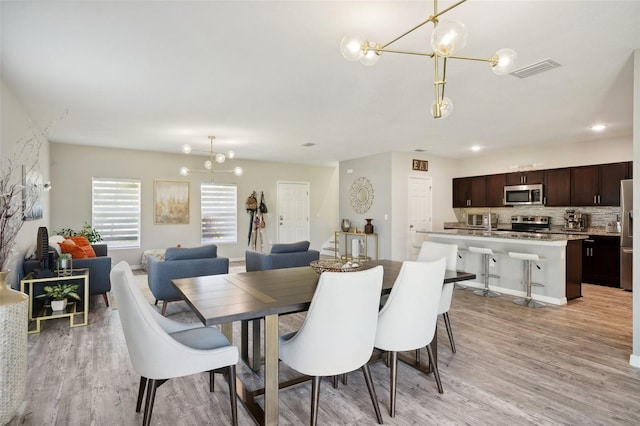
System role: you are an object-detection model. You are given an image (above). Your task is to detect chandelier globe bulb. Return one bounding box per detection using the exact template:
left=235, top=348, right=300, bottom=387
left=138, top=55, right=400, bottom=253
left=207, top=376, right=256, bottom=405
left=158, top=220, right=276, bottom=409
left=233, top=167, right=243, bottom=177
left=430, top=20, right=467, bottom=57
left=431, top=97, right=454, bottom=119
left=359, top=41, right=381, bottom=66
left=179, top=167, right=190, bottom=176
left=215, top=153, right=226, bottom=163
left=341, top=33, right=366, bottom=61
left=491, top=48, right=517, bottom=75
left=181, top=144, right=192, bottom=154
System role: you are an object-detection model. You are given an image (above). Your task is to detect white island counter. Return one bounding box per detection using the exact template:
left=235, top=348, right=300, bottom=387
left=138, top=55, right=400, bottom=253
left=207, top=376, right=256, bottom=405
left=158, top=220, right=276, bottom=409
left=419, top=230, right=586, bottom=305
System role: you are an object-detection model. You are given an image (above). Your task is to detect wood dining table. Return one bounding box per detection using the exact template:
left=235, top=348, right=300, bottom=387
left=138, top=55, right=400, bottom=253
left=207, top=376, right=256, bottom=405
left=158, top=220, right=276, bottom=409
left=172, top=259, right=475, bottom=426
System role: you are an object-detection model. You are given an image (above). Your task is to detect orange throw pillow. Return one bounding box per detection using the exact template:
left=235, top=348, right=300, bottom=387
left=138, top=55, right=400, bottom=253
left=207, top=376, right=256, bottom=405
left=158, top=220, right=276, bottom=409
left=67, top=236, right=96, bottom=258
left=59, top=240, right=88, bottom=259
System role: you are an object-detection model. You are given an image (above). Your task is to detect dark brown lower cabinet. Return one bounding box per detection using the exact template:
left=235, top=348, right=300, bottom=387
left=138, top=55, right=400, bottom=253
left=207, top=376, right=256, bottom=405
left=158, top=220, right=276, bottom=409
left=566, top=239, right=583, bottom=300
left=582, top=235, right=620, bottom=287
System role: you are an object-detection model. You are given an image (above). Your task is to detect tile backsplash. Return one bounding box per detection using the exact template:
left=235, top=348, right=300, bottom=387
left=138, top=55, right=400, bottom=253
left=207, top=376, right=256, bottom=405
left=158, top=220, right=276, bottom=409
left=454, top=206, right=620, bottom=228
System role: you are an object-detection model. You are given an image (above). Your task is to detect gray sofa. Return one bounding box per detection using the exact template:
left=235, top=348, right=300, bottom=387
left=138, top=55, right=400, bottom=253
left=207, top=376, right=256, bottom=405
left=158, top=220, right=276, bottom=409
left=23, top=243, right=112, bottom=306
left=243, top=241, right=319, bottom=370
left=245, top=241, right=320, bottom=272
left=147, top=244, right=229, bottom=315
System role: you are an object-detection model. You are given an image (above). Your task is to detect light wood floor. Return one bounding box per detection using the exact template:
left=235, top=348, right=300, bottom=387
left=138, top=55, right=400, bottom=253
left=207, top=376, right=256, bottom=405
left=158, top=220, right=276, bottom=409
left=9, top=276, right=639, bottom=425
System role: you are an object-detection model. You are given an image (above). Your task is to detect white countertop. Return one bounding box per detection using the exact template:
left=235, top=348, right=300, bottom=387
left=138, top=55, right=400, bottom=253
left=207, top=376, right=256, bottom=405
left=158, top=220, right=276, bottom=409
left=419, top=229, right=589, bottom=243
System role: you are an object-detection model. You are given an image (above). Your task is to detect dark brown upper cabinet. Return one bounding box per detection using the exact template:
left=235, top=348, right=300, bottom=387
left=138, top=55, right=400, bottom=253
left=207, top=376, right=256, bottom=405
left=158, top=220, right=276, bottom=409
left=570, top=162, right=629, bottom=206
left=453, top=176, right=486, bottom=208
left=544, top=168, right=571, bottom=206
left=485, top=174, right=507, bottom=207
left=506, top=170, right=544, bottom=186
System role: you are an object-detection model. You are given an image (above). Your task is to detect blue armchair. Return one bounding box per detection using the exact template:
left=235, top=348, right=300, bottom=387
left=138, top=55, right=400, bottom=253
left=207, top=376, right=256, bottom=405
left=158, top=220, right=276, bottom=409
left=147, top=244, right=229, bottom=315
left=245, top=241, right=320, bottom=272
left=243, top=241, right=319, bottom=370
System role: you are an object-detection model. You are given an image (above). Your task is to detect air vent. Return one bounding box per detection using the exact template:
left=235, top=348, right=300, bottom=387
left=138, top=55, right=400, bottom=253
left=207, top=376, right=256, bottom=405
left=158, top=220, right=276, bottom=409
left=510, top=59, right=561, bottom=78
left=301, top=142, right=316, bottom=147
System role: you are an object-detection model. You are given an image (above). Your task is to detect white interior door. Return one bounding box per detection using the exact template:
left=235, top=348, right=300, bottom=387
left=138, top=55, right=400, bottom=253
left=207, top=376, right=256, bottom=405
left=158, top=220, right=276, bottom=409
left=407, top=176, right=433, bottom=260
left=277, top=181, right=310, bottom=243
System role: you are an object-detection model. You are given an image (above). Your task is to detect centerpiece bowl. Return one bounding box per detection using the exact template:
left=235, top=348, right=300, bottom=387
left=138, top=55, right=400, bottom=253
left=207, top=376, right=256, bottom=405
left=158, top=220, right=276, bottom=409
left=310, top=259, right=364, bottom=274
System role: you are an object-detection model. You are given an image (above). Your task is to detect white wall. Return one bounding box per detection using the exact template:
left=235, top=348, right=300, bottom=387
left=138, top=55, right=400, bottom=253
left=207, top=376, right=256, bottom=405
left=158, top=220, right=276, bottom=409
left=0, top=80, right=49, bottom=287
left=456, top=137, right=632, bottom=177
left=339, top=152, right=459, bottom=261
left=50, top=143, right=338, bottom=267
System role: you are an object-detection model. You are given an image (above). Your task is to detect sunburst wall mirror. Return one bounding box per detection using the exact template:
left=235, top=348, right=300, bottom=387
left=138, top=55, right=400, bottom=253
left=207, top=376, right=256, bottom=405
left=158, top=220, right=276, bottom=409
left=350, top=177, right=374, bottom=214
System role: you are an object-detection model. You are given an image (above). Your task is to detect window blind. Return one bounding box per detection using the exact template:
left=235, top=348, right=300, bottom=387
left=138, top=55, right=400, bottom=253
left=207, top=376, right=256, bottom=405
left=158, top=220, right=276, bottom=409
left=201, top=183, right=237, bottom=244
left=92, top=178, right=141, bottom=249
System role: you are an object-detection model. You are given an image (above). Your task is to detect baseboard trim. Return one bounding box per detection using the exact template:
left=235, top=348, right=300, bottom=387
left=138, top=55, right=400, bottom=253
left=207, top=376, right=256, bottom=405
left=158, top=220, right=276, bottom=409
left=630, top=354, right=640, bottom=369
left=459, top=280, right=567, bottom=306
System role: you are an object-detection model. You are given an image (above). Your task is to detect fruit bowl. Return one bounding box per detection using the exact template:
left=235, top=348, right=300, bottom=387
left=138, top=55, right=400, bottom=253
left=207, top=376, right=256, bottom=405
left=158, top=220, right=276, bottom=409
left=310, top=259, right=364, bottom=274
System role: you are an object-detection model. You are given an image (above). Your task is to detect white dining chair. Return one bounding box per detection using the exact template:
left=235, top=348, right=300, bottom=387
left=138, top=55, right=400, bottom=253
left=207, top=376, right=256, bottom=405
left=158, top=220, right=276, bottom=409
left=110, top=261, right=239, bottom=426
left=279, top=265, right=385, bottom=426
left=417, top=240, right=459, bottom=353
left=374, top=259, right=446, bottom=417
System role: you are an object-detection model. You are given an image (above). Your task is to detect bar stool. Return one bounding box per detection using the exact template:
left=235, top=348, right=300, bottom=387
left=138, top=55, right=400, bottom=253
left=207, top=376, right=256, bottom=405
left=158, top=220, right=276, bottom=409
left=508, top=252, right=545, bottom=308
left=468, top=246, right=501, bottom=297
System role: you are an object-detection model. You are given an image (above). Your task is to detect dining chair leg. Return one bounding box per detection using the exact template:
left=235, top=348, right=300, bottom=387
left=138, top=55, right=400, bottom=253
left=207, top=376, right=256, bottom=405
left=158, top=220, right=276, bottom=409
left=210, top=370, right=215, bottom=392
left=443, top=312, right=456, bottom=353
left=102, top=292, right=110, bottom=307
left=426, top=345, right=443, bottom=394
left=136, top=377, right=147, bottom=413
left=310, top=376, right=321, bottom=426
left=415, top=348, right=420, bottom=364
left=332, top=375, right=338, bottom=389
left=361, top=364, right=383, bottom=424
left=161, top=301, right=168, bottom=316
left=342, top=373, right=348, bottom=385
left=142, top=379, right=159, bottom=426
left=228, top=365, right=238, bottom=426
left=389, top=351, right=398, bottom=417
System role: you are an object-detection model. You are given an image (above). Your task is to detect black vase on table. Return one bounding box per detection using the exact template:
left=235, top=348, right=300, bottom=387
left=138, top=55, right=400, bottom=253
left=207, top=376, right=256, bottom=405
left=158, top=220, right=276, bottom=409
left=364, top=219, right=374, bottom=234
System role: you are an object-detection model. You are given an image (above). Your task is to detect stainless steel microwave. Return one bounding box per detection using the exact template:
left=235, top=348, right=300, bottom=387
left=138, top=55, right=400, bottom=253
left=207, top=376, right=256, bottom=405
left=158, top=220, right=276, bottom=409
left=504, top=184, right=544, bottom=206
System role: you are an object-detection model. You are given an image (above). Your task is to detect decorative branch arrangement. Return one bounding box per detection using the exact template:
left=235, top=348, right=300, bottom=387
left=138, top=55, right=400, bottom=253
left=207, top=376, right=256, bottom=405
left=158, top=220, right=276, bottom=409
left=0, top=115, right=63, bottom=271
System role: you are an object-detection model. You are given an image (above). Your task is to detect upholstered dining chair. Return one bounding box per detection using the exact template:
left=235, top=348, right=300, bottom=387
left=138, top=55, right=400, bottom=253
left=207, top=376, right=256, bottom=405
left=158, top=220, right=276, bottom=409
left=279, top=266, right=385, bottom=426
left=374, top=259, right=446, bottom=417
left=417, top=240, right=459, bottom=353
left=110, top=261, right=239, bottom=426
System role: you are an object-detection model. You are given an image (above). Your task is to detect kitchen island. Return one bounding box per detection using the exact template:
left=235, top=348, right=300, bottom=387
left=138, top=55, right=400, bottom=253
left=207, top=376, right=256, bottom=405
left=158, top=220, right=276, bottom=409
left=418, top=229, right=587, bottom=305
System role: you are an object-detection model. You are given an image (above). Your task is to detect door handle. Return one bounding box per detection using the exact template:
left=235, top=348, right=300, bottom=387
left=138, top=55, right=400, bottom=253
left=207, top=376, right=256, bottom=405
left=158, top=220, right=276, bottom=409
left=623, top=248, right=633, bottom=254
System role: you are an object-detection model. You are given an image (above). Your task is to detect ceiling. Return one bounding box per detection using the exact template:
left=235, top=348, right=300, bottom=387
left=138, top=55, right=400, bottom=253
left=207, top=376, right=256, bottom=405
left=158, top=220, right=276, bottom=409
left=2, top=1, right=639, bottom=167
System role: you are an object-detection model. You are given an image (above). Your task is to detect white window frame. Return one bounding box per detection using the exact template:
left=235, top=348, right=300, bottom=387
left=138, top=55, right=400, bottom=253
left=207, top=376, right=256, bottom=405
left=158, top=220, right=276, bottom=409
left=201, top=182, right=238, bottom=244
left=92, top=177, right=141, bottom=249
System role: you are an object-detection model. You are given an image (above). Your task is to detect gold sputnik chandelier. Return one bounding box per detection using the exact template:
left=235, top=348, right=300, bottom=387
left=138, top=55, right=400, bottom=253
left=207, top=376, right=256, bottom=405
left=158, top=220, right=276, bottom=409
left=340, top=0, right=517, bottom=118
left=179, top=136, right=243, bottom=181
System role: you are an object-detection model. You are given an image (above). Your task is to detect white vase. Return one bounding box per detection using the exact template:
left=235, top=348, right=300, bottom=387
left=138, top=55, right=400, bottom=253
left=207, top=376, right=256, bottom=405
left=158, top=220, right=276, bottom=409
left=51, top=299, right=67, bottom=311
left=0, top=270, right=29, bottom=425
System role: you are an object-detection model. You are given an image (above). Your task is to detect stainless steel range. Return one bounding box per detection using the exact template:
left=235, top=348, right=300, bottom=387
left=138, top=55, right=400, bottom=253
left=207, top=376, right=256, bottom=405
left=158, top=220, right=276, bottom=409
left=511, top=215, right=551, bottom=232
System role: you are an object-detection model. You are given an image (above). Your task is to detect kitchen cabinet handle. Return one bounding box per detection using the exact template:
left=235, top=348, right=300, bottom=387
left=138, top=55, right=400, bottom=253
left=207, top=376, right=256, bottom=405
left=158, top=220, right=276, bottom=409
left=594, top=195, right=597, bottom=204
left=585, top=239, right=594, bottom=243
left=598, top=195, right=601, bottom=204
left=623, top=248, right=633, bottom=254
left=543, top=196, right=547, bottom=205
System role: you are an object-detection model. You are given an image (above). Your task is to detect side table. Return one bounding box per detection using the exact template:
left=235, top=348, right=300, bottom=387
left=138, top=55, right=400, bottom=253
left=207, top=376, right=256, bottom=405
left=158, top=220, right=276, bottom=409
left=20, top=268, right=90, bottom=334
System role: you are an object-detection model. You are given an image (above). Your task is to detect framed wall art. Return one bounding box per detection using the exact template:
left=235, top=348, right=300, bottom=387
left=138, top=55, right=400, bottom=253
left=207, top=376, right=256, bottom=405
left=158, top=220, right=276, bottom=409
left=22, top=166, right=43, bottom=221
left=154, top=180, right=190, bottom=224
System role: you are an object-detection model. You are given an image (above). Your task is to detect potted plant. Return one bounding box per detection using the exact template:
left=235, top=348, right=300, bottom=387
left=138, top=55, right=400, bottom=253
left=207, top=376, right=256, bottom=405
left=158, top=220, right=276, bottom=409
left=56, top=253, right=72, bottom=274
left=57, top=222, right=103, bottom=243
left=36, top=283, right=81, bottom=311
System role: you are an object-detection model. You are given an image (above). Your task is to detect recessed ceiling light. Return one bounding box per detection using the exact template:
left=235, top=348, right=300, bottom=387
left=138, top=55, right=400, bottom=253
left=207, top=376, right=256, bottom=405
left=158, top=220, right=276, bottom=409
left=471, top=145, right=481, bottom=152
left=413, top=148, right=428, bottom=153
left=301, top=142, right=316, bottom=147
left=591, top=123, right=606, bottom=131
